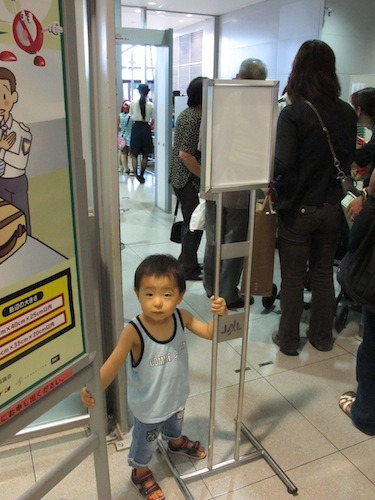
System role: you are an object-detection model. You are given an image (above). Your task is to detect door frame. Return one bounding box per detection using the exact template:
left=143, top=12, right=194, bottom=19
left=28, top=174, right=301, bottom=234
left=115, top=27, right=173, bottom=212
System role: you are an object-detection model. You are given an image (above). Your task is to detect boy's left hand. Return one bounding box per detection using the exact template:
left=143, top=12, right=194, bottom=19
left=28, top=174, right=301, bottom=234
left=210, top=296, right=227, bottom=316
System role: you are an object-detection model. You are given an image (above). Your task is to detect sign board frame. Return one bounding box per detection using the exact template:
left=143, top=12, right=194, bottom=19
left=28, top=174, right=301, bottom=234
left=200, top=79, right=279, bottom=194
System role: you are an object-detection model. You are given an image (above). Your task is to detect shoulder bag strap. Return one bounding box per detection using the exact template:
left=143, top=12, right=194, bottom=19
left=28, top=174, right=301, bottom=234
left=173, top=199, right=180, bottom=222
left=304, top=100, right=346, bottom=181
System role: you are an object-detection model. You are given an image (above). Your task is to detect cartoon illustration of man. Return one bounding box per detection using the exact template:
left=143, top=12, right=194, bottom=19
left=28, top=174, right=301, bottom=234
left=0, top=67, right=32, bottom=234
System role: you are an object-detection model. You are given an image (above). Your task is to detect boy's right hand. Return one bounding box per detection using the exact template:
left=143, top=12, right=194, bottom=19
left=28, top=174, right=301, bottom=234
left=81, top=387, right=96, bottom=409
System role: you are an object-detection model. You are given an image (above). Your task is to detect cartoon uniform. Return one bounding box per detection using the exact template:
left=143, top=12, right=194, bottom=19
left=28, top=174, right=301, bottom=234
left=0, top=113, right=32, bottom=234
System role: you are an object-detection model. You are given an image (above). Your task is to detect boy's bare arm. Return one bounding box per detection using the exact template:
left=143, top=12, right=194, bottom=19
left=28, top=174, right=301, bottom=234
left=181, top=297, right=227, bottom=340
left=81, top=324, right=137, bottom=408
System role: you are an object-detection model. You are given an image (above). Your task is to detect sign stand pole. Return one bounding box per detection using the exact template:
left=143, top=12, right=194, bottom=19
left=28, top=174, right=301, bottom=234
left=158, top=190, right=298, bottom=497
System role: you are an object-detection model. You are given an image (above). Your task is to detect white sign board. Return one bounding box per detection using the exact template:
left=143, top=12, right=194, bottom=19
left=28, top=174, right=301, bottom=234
left=201, top=79, right=279, bottom=193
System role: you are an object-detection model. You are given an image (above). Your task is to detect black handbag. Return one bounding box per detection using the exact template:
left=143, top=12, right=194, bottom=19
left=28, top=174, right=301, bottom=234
left=305, top=100, right=360, bottom=196
left=170, top=200, right=183, bottom=243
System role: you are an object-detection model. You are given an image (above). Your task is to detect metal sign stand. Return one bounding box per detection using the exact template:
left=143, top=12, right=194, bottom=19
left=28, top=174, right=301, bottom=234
left=158, top=190, right=298, bottom=497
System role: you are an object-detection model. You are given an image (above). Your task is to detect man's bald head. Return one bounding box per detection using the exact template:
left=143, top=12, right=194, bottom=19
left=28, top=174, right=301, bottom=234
left=237, top=58, right=268, bottom=80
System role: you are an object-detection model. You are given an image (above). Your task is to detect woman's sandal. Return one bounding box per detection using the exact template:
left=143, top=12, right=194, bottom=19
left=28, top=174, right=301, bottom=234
left=131, top=469, right=165, bottom=500
left=339, top=391, right=356, bottom=417
left=168, top=435, right=206, bottom=460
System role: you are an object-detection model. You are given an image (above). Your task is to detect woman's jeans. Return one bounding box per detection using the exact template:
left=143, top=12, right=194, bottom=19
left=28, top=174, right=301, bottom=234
left=173, top=179, right=202, bottom=276
left=277, top=204, right=342, bottom=351
left=351, top=307, right=375, bottom=435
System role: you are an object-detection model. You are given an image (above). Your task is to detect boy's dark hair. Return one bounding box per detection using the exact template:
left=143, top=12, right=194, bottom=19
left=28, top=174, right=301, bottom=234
left=134, top=254, right=186, bottom=293
left=0, top=67, right=17, bottom=93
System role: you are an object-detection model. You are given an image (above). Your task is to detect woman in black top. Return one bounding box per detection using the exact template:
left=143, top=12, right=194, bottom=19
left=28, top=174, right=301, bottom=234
left=272, top=40, right=357, bottom=356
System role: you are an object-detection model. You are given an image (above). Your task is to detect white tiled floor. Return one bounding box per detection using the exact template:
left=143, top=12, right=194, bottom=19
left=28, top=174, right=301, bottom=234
left=1, top=171, right=374, bottom=499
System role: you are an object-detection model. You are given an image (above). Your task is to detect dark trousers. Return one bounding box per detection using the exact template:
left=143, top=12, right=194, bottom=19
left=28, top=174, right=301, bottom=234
left=173, top=179, right=202, bottom=276
left=203, top=200, right=249, bottom=303
left=351, top=307, right=375, bottom=435
left=277, top=204, right=342, bottom=351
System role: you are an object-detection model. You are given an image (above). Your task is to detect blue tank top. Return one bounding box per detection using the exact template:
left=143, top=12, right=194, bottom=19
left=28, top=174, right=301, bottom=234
left=127, top=309, right=190, bottom=423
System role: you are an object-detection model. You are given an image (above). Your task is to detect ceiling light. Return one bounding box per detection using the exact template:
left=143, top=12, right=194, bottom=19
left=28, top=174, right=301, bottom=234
left=186, top=14, right=192, bottom=17
left=148, top=2, right=156, bottom=5
left=179, top=19, right=184, bottom=23
left=134, top=9, right=141, bottom=13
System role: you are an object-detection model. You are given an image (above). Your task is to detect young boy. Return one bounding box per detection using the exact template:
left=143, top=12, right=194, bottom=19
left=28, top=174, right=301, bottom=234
left=81, top=254, right=227, bottom=500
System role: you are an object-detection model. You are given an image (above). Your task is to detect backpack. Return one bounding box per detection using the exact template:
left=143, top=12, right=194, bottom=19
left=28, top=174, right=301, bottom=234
left=337, top=201, right=375, bottom=312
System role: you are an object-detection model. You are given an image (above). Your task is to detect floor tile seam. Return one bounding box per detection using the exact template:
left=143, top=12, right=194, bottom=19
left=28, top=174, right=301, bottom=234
left=334, top=341, right=361, bottom=356
left=337, top=448, right=375, bottom=486
left=339, top=435, right=375, bottom=453
left=260, top=377, right=347, bottom=453
left=207, top=448, right=352, bottom=498
left=200, top=465, right=274, bottom=499
left=204, top=450, right=326, bottom=499
left=187, top=379, right=255, bottom=399
left=124, top=215, right=173, bottom=229
left=224, top=341, right=264, bottom=379
left=263, top=351, right=356, bottom=381
left=205, top=470, right=278, bottom=499
left=123, top=240, right=171, bottom=249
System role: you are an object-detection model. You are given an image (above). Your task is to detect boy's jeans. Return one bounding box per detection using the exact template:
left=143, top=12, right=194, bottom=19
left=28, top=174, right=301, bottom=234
left=128, top=410, right=184, bottom=468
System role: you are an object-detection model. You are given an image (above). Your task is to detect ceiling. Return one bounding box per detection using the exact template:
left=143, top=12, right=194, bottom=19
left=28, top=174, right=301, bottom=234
left=122, top=0, right=265, bottom=17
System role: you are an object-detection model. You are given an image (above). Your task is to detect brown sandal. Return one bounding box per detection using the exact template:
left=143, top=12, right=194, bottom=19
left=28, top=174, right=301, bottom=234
left=131, top=469, right=165, bottom=500
left=339, top=391, right=356, bottom=417
left=168, top=435, right=206, bottom=460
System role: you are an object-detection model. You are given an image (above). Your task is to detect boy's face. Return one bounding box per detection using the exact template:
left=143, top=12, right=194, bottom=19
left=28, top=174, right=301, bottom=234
left=0, top=79, right=18, bottom=121
left=135, top=274, right=184, bottom=322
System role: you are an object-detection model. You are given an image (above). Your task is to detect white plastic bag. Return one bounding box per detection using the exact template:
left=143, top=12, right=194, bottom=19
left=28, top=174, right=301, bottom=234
left=190, top=197, right=205, bottom=231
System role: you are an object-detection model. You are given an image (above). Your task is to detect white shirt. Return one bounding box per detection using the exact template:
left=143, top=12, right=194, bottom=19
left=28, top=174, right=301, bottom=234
left=129, top=99, right=154, bottom=122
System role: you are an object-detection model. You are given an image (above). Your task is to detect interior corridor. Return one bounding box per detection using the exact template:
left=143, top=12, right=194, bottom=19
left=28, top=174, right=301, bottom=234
left=1, top=170, right=374, bottom=499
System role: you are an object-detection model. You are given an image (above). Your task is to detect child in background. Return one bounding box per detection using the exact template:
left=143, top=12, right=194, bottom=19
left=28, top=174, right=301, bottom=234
left=117, top=99, right=134, bottom=174
left=81, top=254, right=227, bottom=500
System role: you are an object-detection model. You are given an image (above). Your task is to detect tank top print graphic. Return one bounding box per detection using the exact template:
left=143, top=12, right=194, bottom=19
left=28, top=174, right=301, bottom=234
left=126, top=310, right=190, bottom=423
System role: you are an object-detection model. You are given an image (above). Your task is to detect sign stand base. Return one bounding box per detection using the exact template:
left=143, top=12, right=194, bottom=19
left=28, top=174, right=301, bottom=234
left=158, top=420, right=298, bottom=498
left=158, top=191, right=297, bottom=498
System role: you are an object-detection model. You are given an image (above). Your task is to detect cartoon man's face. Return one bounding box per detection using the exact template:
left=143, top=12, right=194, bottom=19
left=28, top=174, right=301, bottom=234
left=0, top=79, right=18, bottom=122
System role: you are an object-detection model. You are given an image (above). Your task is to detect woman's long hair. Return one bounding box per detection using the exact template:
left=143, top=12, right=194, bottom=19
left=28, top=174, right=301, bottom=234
left=187, top=77, right=207, bottom=108
left=351, top=87, right=375, bottom=124
left=286, top=40, right=341, bottom=103
left=138, top=84, right=149, bottom=120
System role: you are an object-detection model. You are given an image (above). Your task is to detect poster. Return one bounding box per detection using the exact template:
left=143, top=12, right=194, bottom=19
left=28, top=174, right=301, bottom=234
left=0, top=0, right=85, bottom=418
